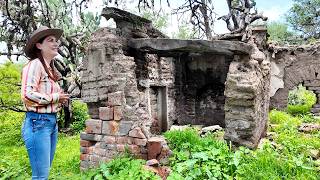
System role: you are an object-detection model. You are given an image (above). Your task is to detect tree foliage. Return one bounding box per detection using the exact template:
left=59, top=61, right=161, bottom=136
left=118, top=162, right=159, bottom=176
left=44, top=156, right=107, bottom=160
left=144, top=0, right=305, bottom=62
left=286, top=0, right=320, bottom=39
left=0, top=0, right=100, bottom=94
left=0, top=0, right=100, bottom=127
left=0, top=61, right=23, bottom=112
left=267, top=21, right=300, bottom=44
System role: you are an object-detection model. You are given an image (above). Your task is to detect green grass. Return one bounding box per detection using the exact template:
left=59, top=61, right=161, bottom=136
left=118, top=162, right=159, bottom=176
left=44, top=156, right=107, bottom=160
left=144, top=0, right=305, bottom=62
left=1, top=109, right=320, bottom=179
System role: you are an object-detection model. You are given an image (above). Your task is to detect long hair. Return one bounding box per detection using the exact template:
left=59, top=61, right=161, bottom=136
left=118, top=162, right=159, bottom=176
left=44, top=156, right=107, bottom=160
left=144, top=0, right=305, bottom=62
left=31, top=37, right=60, bottom=82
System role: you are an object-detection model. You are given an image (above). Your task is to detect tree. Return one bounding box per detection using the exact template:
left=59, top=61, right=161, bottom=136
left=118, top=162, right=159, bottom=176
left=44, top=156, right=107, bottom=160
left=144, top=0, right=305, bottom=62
left=286, top=0, right=320, bottom=39
left=0, top=61, right=23, bottom=112
left=0, top=0, right=100, bottom=127
left=267, top=21, right=298, bottom=44
left=218, top=0, right=267, bottom=34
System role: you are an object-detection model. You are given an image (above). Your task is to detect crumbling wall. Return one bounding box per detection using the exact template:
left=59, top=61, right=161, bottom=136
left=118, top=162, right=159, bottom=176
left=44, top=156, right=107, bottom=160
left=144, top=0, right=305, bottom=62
left=79, top=8, right=173, bottom=169
left=269, top=43, right=320, bottom=114
left=223, top=27, right=271, bottom=148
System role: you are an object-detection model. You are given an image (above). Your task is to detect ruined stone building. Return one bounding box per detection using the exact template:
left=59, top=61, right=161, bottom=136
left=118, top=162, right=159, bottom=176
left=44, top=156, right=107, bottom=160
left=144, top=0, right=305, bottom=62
left=78, top=7, right=299, bottom=169
left=269, top=44, right=320, bottom=115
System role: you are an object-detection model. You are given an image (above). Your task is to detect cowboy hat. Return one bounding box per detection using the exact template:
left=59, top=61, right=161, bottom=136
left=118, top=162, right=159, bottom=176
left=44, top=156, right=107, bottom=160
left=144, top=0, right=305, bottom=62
left=24, top=26, right=63, bottom=59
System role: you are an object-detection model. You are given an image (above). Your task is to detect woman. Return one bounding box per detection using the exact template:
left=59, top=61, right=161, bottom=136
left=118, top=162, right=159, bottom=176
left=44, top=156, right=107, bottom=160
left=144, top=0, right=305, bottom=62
left=21, top=26, right=69, bottom=179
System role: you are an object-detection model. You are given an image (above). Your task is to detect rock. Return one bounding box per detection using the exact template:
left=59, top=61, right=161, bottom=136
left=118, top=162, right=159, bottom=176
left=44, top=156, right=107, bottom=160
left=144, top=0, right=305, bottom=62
left=298, top=123, right=320, bottom=133
left=310, top=149, right=320, bottom=159
left=147, top=137, right=165, bottom=160
left=170, top=125, right=190, bottom=131
left=129, top=127, right=146, bottom=139
left=201, top=125, right=223, bottom=134
left=146, top=159, right=159, bottom=167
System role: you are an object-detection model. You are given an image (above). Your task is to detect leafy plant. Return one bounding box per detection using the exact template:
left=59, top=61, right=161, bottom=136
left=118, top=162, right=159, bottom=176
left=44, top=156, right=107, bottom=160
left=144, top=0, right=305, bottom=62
left=70, top=100, right=89, bottom=133
left=91, top=154, right=161, bottom=179
left=287, top=85, right=317, bottom=115
left=58, top=99, right=89, bottom=133
left=165, top=128, right=238, bottom=179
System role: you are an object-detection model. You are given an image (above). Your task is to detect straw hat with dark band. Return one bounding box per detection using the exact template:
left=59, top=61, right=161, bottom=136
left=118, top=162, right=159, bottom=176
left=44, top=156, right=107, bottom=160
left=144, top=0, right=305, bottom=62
left=24, top=26, right=63, bottom=59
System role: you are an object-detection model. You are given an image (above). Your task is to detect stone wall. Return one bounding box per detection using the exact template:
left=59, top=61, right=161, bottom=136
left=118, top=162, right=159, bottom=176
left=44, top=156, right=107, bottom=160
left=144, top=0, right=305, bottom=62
left=79, top=10, right=173, bottom=168
left=269, top=43, right=320, bottom=114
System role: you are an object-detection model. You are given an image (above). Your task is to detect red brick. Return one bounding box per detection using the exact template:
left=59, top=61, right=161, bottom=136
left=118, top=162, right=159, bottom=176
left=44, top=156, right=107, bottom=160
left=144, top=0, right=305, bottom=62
left=94, top=148, right=107, bottom=156
left=102, top=136, right=116, bottom=144
left=80, top=140, right=95, bottom=147
left=80, top=154, right=89, bottom=161
left=114, top=106, right=123, bottom=120
left=102, top=121, right=119, bottom=135
left=129, top=127, right=146, bottom=139
left=116, top=136, right=133, bottom=144
left=99, top=107, right=113, bottom=120
left=147, top=137, right=165, bottom=160
left=85, top=119, right=102, bottom=134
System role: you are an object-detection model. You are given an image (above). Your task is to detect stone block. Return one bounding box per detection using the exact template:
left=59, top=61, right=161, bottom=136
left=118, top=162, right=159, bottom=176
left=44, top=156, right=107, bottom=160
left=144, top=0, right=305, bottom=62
left=147, top=137, right=165, bottom=160
left=85, top=119, right=102, bottom=134
left=99, top=142, right=116, bottom=150
left=80, top=154, right=89, bottom=161
left=80, top=160, right=90, bottom=170
left=89, top=154, right=102, bottom=162
left=102, top=136, right=116, bottom=144
left=114, top=106, right=123, bottom=120
left=80, top=132, right=103, bottom=142
left=82, top=146, right=94, bottom=154
left=99, top=107, right=114, bottom=120
left=116, top=136, right=133, bottom=144
left=102, top=121, right=119, bottom=135
left=118, top=121, right=134, bottom=136
left=80, top=140, right=95, bottom=147
left=128, top=145, right=141, bottom=154
left=132, top=138, right=147, bottom=146
left=116, top=144, right=126, bottom=152
left=108, top=91, right=126, bottom=106
left=93, top=148, right=107, bottom=156
left=87, top=103, right=99, bottom=119
left=129, top=127, right=146, bottom=139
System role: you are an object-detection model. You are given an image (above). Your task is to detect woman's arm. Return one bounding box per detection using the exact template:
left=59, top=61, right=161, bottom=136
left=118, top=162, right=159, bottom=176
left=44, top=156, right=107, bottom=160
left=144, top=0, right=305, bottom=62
left=21, top=60, right=59, bottom=107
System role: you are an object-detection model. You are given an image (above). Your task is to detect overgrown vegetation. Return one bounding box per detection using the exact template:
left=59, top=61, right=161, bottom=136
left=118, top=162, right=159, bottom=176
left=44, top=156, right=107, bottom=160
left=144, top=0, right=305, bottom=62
left=287, top=84, right=317, bottom=115
left=58, top=100, right=89, bottom=133
left=164, top=128, right=238, bottom=179
left=163, top=112, right=319, bottom=179
left=91, top=154, right=161, bottom=179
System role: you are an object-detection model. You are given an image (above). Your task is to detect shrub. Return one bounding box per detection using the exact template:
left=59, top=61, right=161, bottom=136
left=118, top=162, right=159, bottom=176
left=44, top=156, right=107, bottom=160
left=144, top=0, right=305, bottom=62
left=58, top=100, right=89, bottom=133
left=70, top=100, right=89, bottom=133
left=0, top=111, right=25, bottom=146
left=287, top=85, right=317, bottom=115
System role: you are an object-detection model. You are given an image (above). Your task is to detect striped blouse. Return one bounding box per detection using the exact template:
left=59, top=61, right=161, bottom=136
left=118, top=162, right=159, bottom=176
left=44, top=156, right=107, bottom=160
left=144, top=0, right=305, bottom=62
left=21, top=58, right=61, bottom=113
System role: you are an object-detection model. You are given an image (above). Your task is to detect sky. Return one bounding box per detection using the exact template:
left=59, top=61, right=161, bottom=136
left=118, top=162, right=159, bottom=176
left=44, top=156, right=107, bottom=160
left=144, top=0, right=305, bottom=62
left=0, top=0, right=294, bottom=63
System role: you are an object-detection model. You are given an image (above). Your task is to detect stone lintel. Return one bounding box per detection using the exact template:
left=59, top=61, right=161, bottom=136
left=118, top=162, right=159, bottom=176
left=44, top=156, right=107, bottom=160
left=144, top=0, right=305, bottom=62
left=101, top=7, right=151, bottom=25
left=128, top=38, right=253, bottom=56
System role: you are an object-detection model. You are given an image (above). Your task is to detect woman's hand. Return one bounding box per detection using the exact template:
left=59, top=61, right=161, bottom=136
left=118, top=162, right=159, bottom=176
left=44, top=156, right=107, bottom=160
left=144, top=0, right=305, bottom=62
left=58, top=93, right=69, bottom=105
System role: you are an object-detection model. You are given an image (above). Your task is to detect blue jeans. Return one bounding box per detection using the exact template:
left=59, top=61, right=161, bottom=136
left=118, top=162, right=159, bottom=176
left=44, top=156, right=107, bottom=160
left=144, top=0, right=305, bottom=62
left=22, top=111, right=58, bottom=180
